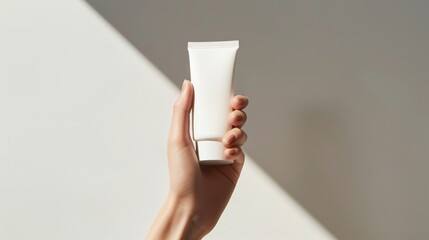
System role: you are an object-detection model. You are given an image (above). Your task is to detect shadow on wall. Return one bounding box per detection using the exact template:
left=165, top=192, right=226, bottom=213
left=284, top=107, right=366, bottom=239
left=84, top=0, right=429, bottom=239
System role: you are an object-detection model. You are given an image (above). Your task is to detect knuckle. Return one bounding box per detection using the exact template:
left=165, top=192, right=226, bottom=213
left=235, top=128, right=244, bottom=136
left=238, top=130, right=247, bottom=144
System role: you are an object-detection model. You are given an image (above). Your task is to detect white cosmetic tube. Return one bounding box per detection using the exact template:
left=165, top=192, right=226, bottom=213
left=188, top=40, right=239, bottom=165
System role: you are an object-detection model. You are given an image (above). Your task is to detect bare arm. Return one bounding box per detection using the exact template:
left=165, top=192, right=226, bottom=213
left=147, top=80, right=249, bottom=239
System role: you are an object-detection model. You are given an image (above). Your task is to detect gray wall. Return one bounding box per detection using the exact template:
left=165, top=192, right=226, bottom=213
left=85, top=1, right=429, bottom=239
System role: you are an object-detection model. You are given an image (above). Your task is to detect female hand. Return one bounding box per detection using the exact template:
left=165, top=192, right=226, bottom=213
left=147, top=80, right=249, bottom=239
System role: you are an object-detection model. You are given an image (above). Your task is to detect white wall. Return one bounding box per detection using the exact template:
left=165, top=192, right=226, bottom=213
left=85, top=0, right=429, bottom=239
left=0, top=1, right=334, bottom=239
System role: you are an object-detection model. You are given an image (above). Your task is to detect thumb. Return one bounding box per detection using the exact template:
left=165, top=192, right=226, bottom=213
left=168, top=80, right=194, bottom=147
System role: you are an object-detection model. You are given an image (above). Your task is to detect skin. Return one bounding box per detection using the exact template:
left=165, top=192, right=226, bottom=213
left=147, top=80, right=249, bottom=239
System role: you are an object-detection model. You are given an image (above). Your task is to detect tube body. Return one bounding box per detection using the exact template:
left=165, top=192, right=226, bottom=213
left=188, top=40, right=239, bottom=165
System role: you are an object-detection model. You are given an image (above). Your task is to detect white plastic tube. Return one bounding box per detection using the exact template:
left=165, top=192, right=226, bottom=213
left=188, top=40, right=239, bottom=165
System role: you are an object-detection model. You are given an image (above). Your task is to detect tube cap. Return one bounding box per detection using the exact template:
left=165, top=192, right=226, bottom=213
left=196, top=141, right=234, bottom=165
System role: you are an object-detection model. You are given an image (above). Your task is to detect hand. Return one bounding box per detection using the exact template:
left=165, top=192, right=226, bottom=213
left=147, top=80, right=249, bottom=239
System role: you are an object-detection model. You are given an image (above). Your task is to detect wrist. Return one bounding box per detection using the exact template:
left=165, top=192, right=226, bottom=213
left=147, top=194, right=206, bottom=240
left=168, top=193, right=209, bottom=239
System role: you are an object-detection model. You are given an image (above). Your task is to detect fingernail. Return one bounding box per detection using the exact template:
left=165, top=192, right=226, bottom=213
left=238, top=97, right=244, bottom=104
left=236, top=114, right=243, bottom=122
left=229, top=148, right=238, bottom=155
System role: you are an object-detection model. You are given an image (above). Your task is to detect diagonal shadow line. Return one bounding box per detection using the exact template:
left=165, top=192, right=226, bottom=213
left=80, top=1, right=367, bottom=239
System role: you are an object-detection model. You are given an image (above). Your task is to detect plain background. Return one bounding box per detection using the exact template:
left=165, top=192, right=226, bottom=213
left=84, top=0, right=429, bottom=239
left=0, top=1, right=335, bottom=239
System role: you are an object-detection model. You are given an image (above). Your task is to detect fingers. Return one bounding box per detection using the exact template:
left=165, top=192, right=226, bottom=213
left=229, top=110, right=247, bottom=128
left=224, top=147, right=245, bottom=166
left=168, top=80, right=194, bottom=147
left=231, top=95, right=249, bottom=110
left=230, top=95, right=248, bottom=127
left=222, top=128, right=247, bottom=148
left=223, top=95, right=249, bottom=172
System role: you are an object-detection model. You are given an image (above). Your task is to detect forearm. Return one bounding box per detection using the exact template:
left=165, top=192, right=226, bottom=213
left=147, top=195, right=205, bottom=240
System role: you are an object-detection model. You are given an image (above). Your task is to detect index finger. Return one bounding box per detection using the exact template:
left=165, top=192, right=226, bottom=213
left=231, top=95, right=249, bottom=110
